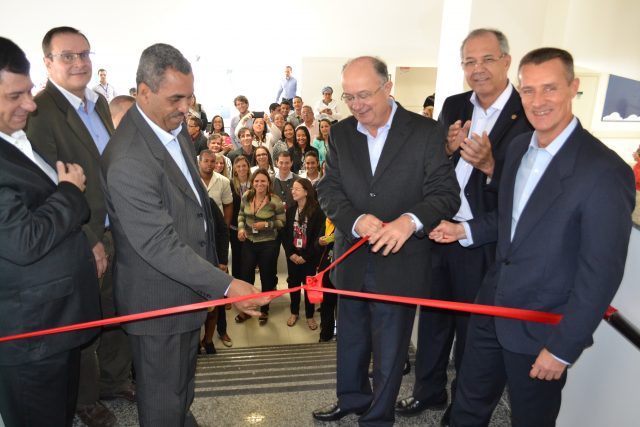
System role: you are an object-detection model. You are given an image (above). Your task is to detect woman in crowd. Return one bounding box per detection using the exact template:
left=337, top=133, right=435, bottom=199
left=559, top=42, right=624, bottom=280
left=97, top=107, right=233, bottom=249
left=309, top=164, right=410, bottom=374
left=236, top=169, right=285, bottom=325
left=271, top=121, right=296, bottom=164
left=211, top=115, right=233, bottom=154
left=250, top=146, right=276, bottom=179
left=228, top=127, right=256, bottom=166
left=229, top=156, right=251, bottom=279
left=299, top=151, right=322, bottom=186
left=235, top=113, right=278, bottom=151
left=200, top=200, right=232, bottom=354
left=213, top=153, right=231, bottom=180
left=312, top=118, right=331, bottom=165
left=289, top=126, right=318, bottom=174
left=283, top=178, right=326, bottom=330
left=208, top=133, right=232, bottom=178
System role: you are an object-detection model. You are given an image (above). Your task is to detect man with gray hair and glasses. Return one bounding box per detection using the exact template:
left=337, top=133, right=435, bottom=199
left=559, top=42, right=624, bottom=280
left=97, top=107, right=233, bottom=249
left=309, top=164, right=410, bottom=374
left=396, top=28, right=532, bottom=425
left=101, top=43, right=268, bottom=426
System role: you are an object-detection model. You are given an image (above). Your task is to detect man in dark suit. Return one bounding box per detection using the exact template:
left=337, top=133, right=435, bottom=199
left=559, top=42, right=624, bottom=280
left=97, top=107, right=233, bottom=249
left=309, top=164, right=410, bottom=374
left=0, top=36, right=101, bottom=427
left=313, top=56, right=460, bottom=426
left=101, top=43, right=268, bottom=427
left=396, top=29, right=532, bottom=423
left=430, top=48, right=634, bottom=426
left=26, top=26, right=132, bottom=427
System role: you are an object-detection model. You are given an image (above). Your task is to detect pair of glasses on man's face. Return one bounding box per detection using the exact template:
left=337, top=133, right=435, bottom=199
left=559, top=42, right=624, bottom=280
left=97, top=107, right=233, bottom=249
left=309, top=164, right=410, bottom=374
left=48, top=51, right=94, bottom=64
left=461, top=53, right=506, bottom=70
left=340, top=83, right=386, bottom=104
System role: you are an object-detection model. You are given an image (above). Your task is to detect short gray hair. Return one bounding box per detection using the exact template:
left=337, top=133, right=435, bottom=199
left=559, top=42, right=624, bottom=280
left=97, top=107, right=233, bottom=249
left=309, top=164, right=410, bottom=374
left=460, top=28, right=510, bottom=59
left=136, top=43, right=192, bottom=92
left=342, top=56, right=389, bottom=85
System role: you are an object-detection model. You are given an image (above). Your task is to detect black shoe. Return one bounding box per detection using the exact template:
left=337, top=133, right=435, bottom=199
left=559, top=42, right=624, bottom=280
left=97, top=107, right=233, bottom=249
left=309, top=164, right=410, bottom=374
left=441, top=404, right=451, bottom=426
left=312, top=402, right=365, bottom=422
left=395, top=395, right=448, bottom=417
left=403, top=359, right=411, bottom=375
left=200, top=340, right=216, bottom=355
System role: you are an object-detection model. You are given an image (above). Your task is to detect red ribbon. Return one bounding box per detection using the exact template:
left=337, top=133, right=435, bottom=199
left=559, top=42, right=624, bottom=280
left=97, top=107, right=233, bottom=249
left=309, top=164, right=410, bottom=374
left=1, top=235, right=617, bottom=343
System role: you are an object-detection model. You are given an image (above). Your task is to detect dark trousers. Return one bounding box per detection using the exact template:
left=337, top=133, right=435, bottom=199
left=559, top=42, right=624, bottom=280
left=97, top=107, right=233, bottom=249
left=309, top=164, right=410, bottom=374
left=0, top=348, right=81, bottom=427
left=77, top=230, right=132, bottom=405
left=129, top=330, right=200, bottom=427
left=318, top=246, right=337, bottom=341
left=336, top=263, right=415, bottom=426
left=413, top=243, right=488, bottom=403
left=229, top=227, right=243, bottom=279
left=286, top=257, right=316, bottom=318
left=451, top=314, right=566, bottom=427
left=240, top=239, right=279, bottom=314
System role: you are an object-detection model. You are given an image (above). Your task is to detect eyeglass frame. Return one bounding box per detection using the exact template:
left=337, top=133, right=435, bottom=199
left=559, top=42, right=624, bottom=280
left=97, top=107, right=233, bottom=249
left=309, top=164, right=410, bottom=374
left=47, top=51, right=94, bottom=64
left=340, top=82, right=387, bottom=104
left=461, top=53, right=506, bottom=70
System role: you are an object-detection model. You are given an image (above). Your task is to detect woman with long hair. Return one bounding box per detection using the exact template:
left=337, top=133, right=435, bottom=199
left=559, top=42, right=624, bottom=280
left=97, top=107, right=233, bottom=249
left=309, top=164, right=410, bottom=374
left=229, top=156, right=251, bottom=278
left=213, top=152, right=231, bottom=179
left=236, top=169, right=285, bottom=325
left=283, top=178, right=326, bottom=330
left=299, top=151, right=322, bottom=186
left=290, top=125, right=318, bottom=174
left=250, top=145, right=276, bottom=179
left=235, top=113, right=278, bottom=151
left=312, top=118, right=332, bottom=165
left=211, top=115, right=233, bottom=154
left=271, top=121, right=296, bottom=164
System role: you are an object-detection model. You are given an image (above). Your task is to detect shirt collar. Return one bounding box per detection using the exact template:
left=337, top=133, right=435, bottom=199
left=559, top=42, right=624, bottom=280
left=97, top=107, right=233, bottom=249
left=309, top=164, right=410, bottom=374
left=136, top=104, right=183, bottom=147
left=278, top=170, right=294, bottom=180
left=530, top=116, right=578, bottom=156
left=49, top=78, right=98, bottom=111
left=356, top=99, right=397, bottom=137
left=0, top=129, right=27, bottom=146
left=470, top=82, right=513, bottom=114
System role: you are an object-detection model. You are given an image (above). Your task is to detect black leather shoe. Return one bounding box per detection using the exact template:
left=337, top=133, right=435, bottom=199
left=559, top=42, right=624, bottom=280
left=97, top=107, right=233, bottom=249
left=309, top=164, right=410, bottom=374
left=312, top=402, right=365, bottom=422
left=395, top=395, right=448, bottom=417
left=441, top=404, right=452, bottom=426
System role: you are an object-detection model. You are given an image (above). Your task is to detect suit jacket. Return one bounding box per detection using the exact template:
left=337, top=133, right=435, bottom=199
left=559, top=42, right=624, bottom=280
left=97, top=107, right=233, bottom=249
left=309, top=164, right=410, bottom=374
left=0, top=139, right=100, bottom=365
left=101, top=106, right=231, bottom=335
left=469, top=122, right=635, bottom=363
left=27, top=80, right=114, bottom=249
left=316, top=103, right=460, bottom=298
left=439, top=86, right=532, bottom=218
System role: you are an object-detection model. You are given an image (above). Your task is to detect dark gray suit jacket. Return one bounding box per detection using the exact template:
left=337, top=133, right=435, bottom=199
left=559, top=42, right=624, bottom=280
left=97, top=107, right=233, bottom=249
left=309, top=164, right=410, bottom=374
left=101, top=106, right=231, bottom=335
left=27, top=80, right=114, bottom=249
left=469, top=122, right=635, bottom=363
left=0, top=139, right=100, bottom=365
left=317, top=103, right=460, bottom=298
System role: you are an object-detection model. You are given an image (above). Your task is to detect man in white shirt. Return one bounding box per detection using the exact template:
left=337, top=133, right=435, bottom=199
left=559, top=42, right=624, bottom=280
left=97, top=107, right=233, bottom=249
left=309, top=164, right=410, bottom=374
left=93, top=68, right=117, bottom=102
left=297, top=105, right=319, bottom=142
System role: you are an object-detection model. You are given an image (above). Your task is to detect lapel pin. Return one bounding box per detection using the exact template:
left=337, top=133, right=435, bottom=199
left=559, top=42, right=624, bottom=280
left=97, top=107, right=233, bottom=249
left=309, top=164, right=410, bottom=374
left=511, top=114, right=517, bottom=120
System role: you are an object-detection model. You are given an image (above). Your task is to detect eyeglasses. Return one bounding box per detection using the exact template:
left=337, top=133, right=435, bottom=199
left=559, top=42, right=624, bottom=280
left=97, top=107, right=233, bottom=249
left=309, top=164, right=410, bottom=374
left=341, top=83, right=385, bottom=104
left=47, top=51, right=94, bottom=64
left=461, top=54, right=505, bottom=70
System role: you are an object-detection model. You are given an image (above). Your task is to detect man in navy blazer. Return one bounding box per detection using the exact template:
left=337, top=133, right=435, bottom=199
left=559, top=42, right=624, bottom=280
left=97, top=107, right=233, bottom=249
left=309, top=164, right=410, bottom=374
left=430, top=48, right=634, bottom=426
left=396, top=29, right=532, bottom=422
left=314, top=56, right=460, bottom=426
left=0, top=37, right=100, bottom=427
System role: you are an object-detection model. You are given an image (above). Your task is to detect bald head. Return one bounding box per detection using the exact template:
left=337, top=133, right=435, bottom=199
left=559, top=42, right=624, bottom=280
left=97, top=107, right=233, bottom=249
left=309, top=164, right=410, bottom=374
left=109, top=95, right=135, bottom=128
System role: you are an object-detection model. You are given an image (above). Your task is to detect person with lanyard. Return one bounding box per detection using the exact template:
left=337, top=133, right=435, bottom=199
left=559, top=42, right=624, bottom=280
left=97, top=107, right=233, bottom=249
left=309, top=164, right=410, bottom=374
left=236, top=169, right=286, bottom=326
left=283, top=178, right=326, bottom=330
left=229, top=156, right=252, bottom=281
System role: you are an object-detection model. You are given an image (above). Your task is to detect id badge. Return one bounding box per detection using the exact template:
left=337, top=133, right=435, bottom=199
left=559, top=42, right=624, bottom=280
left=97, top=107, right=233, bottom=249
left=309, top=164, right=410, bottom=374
left=295, top=238, right=303, bottom=248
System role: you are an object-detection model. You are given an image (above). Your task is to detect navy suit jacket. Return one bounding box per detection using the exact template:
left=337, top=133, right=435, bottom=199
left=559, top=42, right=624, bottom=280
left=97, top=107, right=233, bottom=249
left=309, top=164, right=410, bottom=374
left=468, top=122, right=634, bottom=363
left=0, top=139, right=100, bottom=365
left=317, top=103, right=460, bottom=298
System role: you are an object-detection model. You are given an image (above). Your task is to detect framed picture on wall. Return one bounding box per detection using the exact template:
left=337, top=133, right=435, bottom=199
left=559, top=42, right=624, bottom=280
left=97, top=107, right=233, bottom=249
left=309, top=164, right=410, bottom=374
left=602, top=75, right=640, bottom=122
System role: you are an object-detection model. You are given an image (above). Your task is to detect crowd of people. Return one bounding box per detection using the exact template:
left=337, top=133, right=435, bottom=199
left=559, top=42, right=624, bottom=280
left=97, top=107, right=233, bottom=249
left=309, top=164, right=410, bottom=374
left=0, top=23, right=636, bottom=427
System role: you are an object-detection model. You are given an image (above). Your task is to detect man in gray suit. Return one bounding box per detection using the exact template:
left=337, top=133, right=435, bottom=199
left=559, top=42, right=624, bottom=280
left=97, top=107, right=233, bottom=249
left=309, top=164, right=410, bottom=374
left=101, top=43, right=268, bottom=427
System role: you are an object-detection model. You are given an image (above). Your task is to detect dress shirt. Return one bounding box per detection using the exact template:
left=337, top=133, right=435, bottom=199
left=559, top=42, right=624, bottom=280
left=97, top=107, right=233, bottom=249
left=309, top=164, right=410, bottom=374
left=276, top=76, right=297, bottom=102
left=0, top=130, right=58, bottom=183
left=352, top=100, right=423, bottom=235
left=50, top=79, right=111, bottom=155
left=314, top=98, right=342, bottom=121
left=453, top=84, right=513, bottom=221
left=92, top=83, right=117, bottom=102
left=137, top=105, right=202, bottom=209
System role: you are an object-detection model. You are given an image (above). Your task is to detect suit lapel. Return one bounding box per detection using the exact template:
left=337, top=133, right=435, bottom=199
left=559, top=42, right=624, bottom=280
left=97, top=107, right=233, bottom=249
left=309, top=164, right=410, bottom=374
left=0, top=138, right=56, bottom=188
left=343, top=120, right=373, bottom=183
left=130, top=108, right=200, bottom=205
left=371, top=104, right=411, bottom=185
left=488, top=87, right=524, bottom=149
left=508, top=125, right=582, bottom=253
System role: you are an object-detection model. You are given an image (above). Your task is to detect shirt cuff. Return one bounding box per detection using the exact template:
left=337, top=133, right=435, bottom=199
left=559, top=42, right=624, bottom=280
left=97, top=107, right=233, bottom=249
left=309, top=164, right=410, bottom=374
left=403, top=213, right=423, bottom=233
left=551, top=352, right=571, bottom=366
left=352, top=214, right=366, bottom=238
left=459, top=222, right=474, bottom=247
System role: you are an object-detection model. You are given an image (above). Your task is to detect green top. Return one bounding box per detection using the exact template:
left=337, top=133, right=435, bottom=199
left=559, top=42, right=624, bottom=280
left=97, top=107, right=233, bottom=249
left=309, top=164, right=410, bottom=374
left=238, top=192, right=285, bottom=243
